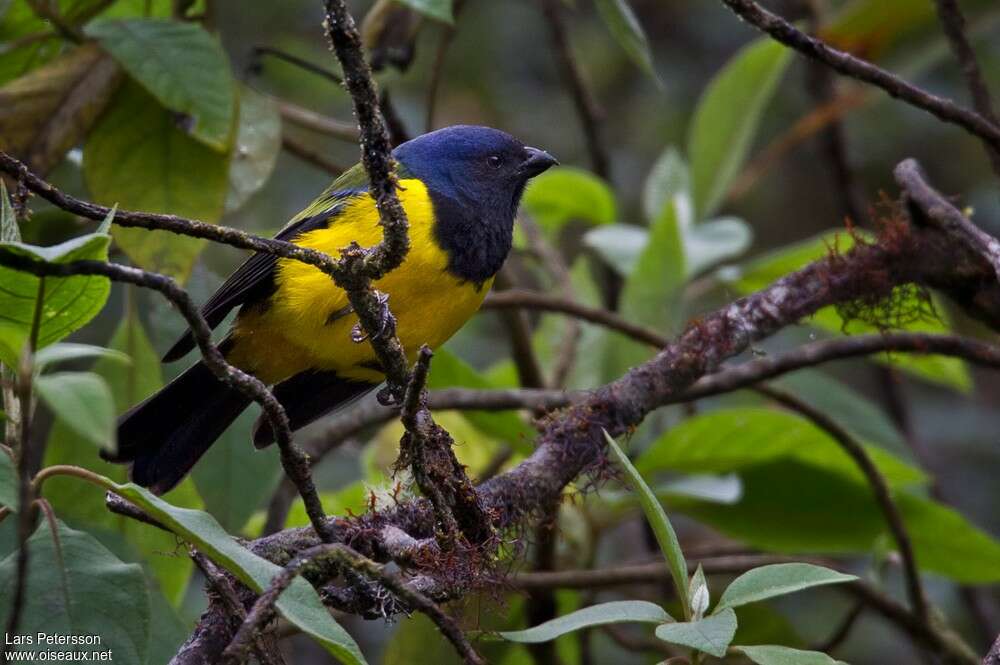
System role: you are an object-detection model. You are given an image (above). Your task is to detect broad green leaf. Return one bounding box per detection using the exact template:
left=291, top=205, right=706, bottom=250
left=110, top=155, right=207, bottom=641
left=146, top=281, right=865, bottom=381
left=0, top=229, right=112, bottom=364
left=0, top=43, right=121, bottom=176
left=0, top=449, right=15, bottom=511
left=582, top=224, right=647, bottom=276
left=498, top=600, right=671, bottom=642
left=108, top=481, right=367, bottom=665
left=84, top=80, right=226, bottom=281
left=394, top=0, right=453, bottom=23
left=428, top=348, right=534, bottom=452
left=42, top=312, right=199, bottom=604
left=585, top=217, right=752, bottom=280
left=36, top=371, right=116, bottom=450
left=522, top=167, right=616, bottom=233
left=87, top=18, right=235, bottom=150
left=642, top=146, right=690, bottom=224
left=636, top=408, right=926, bottom=489
left=605, top=199, right=685, bottom=377
left=671, top=460, right=1000, bottom=583
left=735, top=644, right=848, bottom=665
left=619, top=198, right=686, bottom=331
left=772, top=371, right=907, bottom=455
left=35, top=342, right=131, bottom=370
left=730, top=231, right=970, bottom=391
left=689, top=38, right=792, bottom=219
left=225, top=85, right=281, bottom=214
left=191, top=409, right=282, bottom=533
left=0, top=520, right=149, bottom=664
left=714, top=563, right=856, bottom=613
left=654, top=608, right=737, bottom=657
left=684, top=216, right=752, bottom=275
left=605, top=431, right=690, bottom=615
left=593, top=0, right=658, bottom=81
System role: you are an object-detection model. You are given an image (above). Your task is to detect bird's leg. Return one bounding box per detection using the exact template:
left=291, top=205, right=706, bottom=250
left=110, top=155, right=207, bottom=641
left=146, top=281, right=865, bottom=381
left=350, top=291, right=396, bottom=343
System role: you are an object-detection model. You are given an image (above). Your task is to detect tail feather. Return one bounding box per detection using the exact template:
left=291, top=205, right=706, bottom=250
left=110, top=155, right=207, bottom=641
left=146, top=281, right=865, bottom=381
left=105, top=361, right=251, bottom=494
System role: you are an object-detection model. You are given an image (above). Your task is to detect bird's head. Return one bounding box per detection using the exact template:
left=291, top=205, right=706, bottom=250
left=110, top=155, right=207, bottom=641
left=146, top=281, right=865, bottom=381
left=393, top=125, right=558, bottom=219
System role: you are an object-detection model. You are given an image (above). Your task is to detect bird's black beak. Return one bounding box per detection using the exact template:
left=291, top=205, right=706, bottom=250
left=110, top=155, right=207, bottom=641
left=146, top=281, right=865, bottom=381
left=519, top=146, right=559, bottom=177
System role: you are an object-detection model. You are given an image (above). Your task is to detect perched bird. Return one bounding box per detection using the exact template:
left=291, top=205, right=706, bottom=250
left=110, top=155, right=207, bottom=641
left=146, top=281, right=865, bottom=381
left=104, top=125, right=557, bottom=494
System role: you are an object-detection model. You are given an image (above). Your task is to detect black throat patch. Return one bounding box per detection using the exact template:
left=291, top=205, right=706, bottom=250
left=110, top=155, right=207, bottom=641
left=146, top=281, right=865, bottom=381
left=428, top=189, right=514, bottom=286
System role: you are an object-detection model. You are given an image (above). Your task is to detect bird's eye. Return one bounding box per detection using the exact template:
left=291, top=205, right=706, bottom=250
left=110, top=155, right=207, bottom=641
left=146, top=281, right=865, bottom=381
left=487, top=155, right=503, bottom=169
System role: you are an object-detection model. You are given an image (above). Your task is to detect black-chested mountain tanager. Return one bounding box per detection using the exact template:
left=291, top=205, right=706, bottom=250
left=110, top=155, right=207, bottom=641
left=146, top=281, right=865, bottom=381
left=104, top=125, right=557, bottom=494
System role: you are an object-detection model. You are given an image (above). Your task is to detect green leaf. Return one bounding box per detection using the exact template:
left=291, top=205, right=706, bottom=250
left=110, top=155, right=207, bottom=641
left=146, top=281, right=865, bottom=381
left=35, top=342, right=130, bottom=370
left=636, top=408, right=926, bottom=489
left=0, top=449, right=15, bottom=511
left=109, top=481, right=368, bottom=665
left=394, top=0, right=454, bottom=23
left=498, top=600, right=671, bottom=643
left=428, top=349, right=535, bottom=453
left=654, top=608, right=737, bottom=657
left=684, top=216, right=753, bottom=275
left=42, top=312, right=199, bottom=605
left=0, top=520, right=150, bottom=664
left=604, top=199, right=685, bottom=377
left=582, top=223, right=647, bottom=275
left=670, top=460, right=1000, bottom=583
left=729, top=231, right=971, bottom=391
left=87, top=18, right=235, bottom=150
left=604, top=431, right=690, bottom=616
left=735, top=644, right=848, bottom=665
left=642, top=146, right=690, bottom=224
left=84, top=80, right=227, bottom=280
left=714, top=563, right=856, bottom=613
left=689, top=37, right=792, bottom=219
left=593, top=0, right=658, bottom=81
left=225, top=85, right=281, bottom=214
left=522, top=167, right=616, bottom=233
left=0, top=231, right=112, bottom=364
left=36, top=371, right=116, bottom=450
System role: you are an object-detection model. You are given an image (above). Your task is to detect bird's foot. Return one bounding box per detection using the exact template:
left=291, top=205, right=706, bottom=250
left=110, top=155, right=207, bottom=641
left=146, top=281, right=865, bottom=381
left=350, top=291, right=395, bottom=343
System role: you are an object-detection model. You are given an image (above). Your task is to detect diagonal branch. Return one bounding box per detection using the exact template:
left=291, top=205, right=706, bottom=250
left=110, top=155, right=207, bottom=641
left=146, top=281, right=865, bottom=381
left=932, top=0, right=1000, bottom=177
left=718, top=0, right=1000, bottom=152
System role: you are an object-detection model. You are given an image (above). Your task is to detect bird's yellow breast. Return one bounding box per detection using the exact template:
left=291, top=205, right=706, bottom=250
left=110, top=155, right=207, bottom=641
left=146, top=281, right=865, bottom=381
left=227, top=179, right=492, bottom=385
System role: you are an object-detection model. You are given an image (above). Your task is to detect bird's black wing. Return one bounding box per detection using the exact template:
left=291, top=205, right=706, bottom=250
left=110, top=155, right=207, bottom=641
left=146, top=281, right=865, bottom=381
left=250, top=370, right=377, bottom=448
left=162, top=166, right=370, bottom=362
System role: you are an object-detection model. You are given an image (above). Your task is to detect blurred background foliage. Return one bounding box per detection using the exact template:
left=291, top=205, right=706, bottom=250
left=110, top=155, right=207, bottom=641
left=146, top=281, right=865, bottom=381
left=2, top=0, right=1000, bottom=663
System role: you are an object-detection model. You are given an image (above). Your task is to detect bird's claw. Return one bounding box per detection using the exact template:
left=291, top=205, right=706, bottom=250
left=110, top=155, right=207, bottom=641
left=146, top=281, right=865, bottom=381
left=350, top=292, right=395, bottom=343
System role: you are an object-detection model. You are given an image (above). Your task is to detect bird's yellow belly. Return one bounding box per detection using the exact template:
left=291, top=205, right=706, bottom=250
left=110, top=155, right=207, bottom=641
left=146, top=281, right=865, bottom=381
left=226, top=180, right=493, bottom=385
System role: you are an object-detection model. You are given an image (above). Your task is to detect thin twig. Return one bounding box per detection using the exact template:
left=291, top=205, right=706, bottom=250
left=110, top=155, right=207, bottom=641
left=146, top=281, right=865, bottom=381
left=191, top=550, right=287, bottom=665
left=540, top=0, right=609, bottom=178
left=812, top=601, right=864, bottom=655
left=424, top=0, right=465, bottom=133
left=252, top=46, right=343, bottom=84
left=277, top=100, right=359, bottom=140
left=759, top=386, right=928, bottom=622
left=281, top=134, right=346, bottom=176
left=932, top=0, right=1000, bottom=177
left=718, top=0, right=1000, bottom=151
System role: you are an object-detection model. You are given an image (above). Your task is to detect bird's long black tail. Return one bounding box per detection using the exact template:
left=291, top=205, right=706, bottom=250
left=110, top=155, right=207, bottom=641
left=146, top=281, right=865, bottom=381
left=104, top=359, right=251, bottom=494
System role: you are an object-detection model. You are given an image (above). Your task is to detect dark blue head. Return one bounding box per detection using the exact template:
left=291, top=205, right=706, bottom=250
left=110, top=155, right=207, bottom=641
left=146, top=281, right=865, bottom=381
left=393, top=125, right=557, bottom=284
